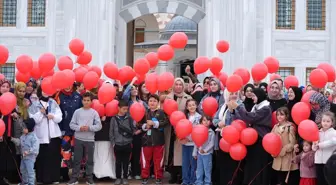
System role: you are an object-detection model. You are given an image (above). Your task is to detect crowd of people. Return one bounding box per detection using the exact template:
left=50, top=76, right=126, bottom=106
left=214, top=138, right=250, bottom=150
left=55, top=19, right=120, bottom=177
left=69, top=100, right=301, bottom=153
left=1, top=67, right=336, bottom=185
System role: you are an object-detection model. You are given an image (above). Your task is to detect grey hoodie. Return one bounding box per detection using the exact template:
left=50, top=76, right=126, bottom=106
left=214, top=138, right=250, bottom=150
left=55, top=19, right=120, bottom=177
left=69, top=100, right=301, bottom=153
left=109, top=115, right=136, bottom=146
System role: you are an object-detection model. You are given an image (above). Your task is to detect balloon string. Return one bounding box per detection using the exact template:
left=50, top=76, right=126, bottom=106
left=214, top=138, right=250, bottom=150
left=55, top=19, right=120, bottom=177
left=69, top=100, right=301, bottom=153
left=227, top=160, right=242, bottom=185
left=248, top=161, right=272, bottom=185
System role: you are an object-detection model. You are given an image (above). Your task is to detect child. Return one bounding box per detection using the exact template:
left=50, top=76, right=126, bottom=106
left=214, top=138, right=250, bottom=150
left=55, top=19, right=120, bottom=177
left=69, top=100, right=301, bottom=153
left=193, top=115, right=215, bottom=185
left=181, top=99, right=201, bottom=185
left=292, top=141, right=316, bottom=185
left=20, top=118, right=40, bottom=185
left=271, top=107, right=298, bottom=185
left=110, top=100, right=136, bottom=185
left=141, top=94, right=168, bottom=185
left=68, top=92, right=102, bottom=185
left=312, top=111, right=336, bottom=185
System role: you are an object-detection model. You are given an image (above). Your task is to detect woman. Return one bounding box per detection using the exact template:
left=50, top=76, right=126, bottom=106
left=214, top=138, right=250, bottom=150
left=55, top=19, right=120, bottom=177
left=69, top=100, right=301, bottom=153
left=25, top=78, right=37, bottom=100
left=29, top=86, right=63, bottom=184
left=213, top=89, right=244, bottom=185
left=259, top=82, right=268, bottom=93
left=243, top=84, right=255, bottom=112
left=268, top=79, right=287, bottom=112
left=198, top=78, right=224, bottom=114
left=229, top=88, right=273, bottom=185
left=287, top=86, right=303, bottom=123
left=165, top=78, right=192, bottom=184
left=310, top=91, right=336, bottom=124
left=0, top=79, right=19, bottom=185
left=138, top=82, right=150, bottom=103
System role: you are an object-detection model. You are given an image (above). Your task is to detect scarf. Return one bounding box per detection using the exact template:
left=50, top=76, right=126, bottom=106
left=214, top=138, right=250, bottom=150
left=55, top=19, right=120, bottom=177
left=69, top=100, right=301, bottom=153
left=287, top=86, right=303, bottom=112
left=209, top=78, right=221, bottom=97
left=243, top=84, right=255, bottom=112
left=251, top=100, right=270, bottom=113
left=14, top=82, right=28, bottom=120
left=268, top=80, right=283, bottom=100
left=173, top=78, right=185, bottom=98
left=310, top=92, right=330, bottom=123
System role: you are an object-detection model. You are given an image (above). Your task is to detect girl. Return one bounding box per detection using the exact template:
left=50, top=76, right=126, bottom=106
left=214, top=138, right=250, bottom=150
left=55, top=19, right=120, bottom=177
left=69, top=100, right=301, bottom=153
left=181, top=99, right=202, bottom=185
left=312, top=111, right=336, bottom=185
left=271, top=107, right=298, bottom=185
left=193, top=115, right=215, bottom=185
left=292, top=141, right=316, bottom=185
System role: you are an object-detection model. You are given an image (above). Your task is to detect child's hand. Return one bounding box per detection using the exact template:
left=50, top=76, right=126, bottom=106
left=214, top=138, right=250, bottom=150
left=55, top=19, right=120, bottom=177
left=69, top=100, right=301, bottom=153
left=101, top=116, right=106, bottom=122
left=80, top=126, right=89, bottom=132
left=200, top=149, right=205, bottom=154
left=218, top=121, right=225, bottom=128
left=47, top=114, right=54, bottom=120
left=294, top=144, right=300, bottom=153
left=134, top=130, right=142, bottom=135
left=179, top=139, right=188, bottom=144
left=40, top=108, right=46, bottom=114
left=193, top=156, right=197, bottom=160
left=23, top=151, right=29, bottom=156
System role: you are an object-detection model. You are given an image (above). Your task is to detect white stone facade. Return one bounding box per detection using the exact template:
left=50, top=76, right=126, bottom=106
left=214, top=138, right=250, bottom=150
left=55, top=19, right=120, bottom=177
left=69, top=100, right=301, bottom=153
left=0, top=0, right=335, bottom=85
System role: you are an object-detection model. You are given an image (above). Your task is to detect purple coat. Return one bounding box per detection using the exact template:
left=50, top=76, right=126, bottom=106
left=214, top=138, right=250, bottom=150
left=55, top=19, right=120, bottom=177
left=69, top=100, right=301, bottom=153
left=293, top=151, right=316, bottom=178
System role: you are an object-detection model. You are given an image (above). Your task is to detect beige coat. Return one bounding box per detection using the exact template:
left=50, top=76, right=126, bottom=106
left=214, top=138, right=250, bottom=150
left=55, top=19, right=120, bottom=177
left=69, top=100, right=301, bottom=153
left=164, top=92, right=192, bottom=166
left=271, top=122, right=299, bottom=171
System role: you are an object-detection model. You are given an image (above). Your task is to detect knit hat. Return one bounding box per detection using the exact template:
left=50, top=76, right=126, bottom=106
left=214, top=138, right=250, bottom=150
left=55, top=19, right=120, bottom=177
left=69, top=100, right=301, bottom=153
left=24, top=118, right=36, bottom=132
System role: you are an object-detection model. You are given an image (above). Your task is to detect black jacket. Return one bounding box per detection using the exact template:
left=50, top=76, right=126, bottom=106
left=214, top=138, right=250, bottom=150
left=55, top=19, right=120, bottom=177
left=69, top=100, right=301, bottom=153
left=141, top=109, right=168, bottom=146
left=95, top=117, right=112, bottom=141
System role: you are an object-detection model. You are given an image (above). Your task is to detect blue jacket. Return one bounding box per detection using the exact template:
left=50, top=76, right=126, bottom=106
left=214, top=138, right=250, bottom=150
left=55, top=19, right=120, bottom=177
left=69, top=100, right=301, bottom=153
left=59, top=92, right=83, bottom=136
left=20, top=132, right=39, bottom=160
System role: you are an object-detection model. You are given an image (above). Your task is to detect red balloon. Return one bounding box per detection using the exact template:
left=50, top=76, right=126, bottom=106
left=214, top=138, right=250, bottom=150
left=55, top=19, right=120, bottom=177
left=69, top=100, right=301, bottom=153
left=145, top=52, right=159, bottom=68
left=219, top=138, right=231, bottom=152
left=91, top=100, right=105, bottom=117
left=69, top=38, right=84, bottom=56
left=0, top=45, right=9, bottom=64
left=234, top=68, right=250, bottom=85
left=229, top=143, right=247, bottom=161
left=74, top=66, right=88, bottom=83
left=210, top=57, right=223, bottom=75
left=262, top=133, right=282, bottom=156
left=301, top=90, right=317, bottom=106
left=98, top=83, right=116, bottom=104
left=216, top=40, right=229, bottom=53
left=134, top=58, right=150, bottom=75
left=41, top=69, right=54, bottom=78
left=38, top=53, right=56, bottom=73
left=30, top=62, right=41, bottom=80
left=0, top=92, right=17, bottom=115
left=105, top=100, right=119, bottom=116
left=58, top=56, right=73, bottom=70
left=16, top=72, right=30, bottom=83
left=16, top=55, right=33, bottom=74
left=191, top=124, right=209, bottom=147
left=270, top=74, right=281, bottom=82
left=284, top=75, right=299, bottom=89
left=158, top=72, right=174, bottom=92
left=218, top=72, right=228, bottom=87
left=240, top=128, right=258, bottom=146
left=130, top=102, right=146, bottom=122
left=118, top=66, right=136, bottom=85
left=41, top=76, right=57, bottom=96
left=251, top=63, right=268, bottom=81
left=298, top=120, right=319, bottom=142
left=134, top=74, right=146, bottom=85
left=163, top=99, right=178, bottom=116
left=81, top=64, right=90, bottom=70
left=103, top=62, right=119, bottom=79
left=226, top=75, right=243, bottom=93
left=0, top=119, right=5, bottom=136
left=272, top=111, right=277, bottom=128
left=83, top=71, right=99, bottom=90
left=77, top=51, right=92, bottom=65
left=231, top=120, right=247, bottom=132
left=318, top=63, right=335, bottom=82
left=176, top=119, right=193, bottom=139
left=62, top=69, right=76, bottom=88
left=0, top=74, right=5, bottom=81
left=264, top=56, right=279, bottom=73
left=157, top=44, right=174, bottom=61
left=52, top=71, right=67, bottom=90
left=169, top=111, right=186, bottom=126
left=145, top=73, right=158, bottom=94
left=310, top=69, right=328, bottom=88
left=222, top=125, right=240, bottom=144
left=88, top=66, right=102, bottom=78
left=291, top=102, right=311, bottom=125
left=194, top=56, right=210, bottom=74
left=169, top=32, right=188, bottom=49
left=202, top=97, right=218, bottom=117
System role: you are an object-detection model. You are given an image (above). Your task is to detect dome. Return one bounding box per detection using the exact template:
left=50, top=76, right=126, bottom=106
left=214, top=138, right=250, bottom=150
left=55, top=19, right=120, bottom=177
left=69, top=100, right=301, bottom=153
left=164, top=16, right=197, bottom=32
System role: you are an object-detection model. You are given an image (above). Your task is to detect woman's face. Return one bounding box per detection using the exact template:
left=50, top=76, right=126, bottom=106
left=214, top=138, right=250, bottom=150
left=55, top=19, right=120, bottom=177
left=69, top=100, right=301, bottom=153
left=251, top=93, right=258, bottom=104
left=26, top=82, right=34, bottom=94
left=131, top=86, right=138, bottom=97
left=229, top=92, right=238, bottom=101
left=245, top=87, right=253, bottom=98
left=209, top=81, right=219, bottom=92
left=306, top=86, right=313, bottom=92
left=141, top=84, right=149, bottom=94
left=310, top=101, right=320, bottom=110
left=203, top=79, right=210, bottom=90
left=0, top=83, right=10, bottom=94
left=288, top=88, right=295, bottom=101
left=17, top=87, right=26, bottom=99
left=325, top=91, right=331, bottom=97
left=174, top=81, right=184, bottom=94
left=270, top=83, right=280, bottom=97
left=260, top=86, right=267, bottom=92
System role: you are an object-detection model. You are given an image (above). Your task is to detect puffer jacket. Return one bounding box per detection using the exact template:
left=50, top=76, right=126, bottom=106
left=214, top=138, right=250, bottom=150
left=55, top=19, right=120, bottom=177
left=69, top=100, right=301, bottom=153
left=141, top=109, right=168, bottom=146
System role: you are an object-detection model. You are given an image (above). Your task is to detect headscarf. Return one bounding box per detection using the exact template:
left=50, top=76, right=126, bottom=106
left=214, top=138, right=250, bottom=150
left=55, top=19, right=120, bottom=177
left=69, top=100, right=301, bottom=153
left=209, top=78, right=221, bottom=97
left=259, top=82, right=268, bottom=93
left=26, top=78, right=37, bottom=89
left=268, top=80, right=283, bottom=100
left=253, top=88, right=267, bottom=104
left=243, top=84, right=255, bottom=112
left=14, top=82, right=29, bottom=120
left=287, top=86, right=303, bottom=110
left=310, top=92, right=330, bottom=123
left=173, top=78, right=185, bottom=98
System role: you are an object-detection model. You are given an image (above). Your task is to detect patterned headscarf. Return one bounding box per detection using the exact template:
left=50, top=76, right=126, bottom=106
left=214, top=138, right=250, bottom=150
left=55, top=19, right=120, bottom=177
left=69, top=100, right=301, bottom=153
left=15, top=82, right=29, bottom=120
left=310, top=91, right=330, bottom=123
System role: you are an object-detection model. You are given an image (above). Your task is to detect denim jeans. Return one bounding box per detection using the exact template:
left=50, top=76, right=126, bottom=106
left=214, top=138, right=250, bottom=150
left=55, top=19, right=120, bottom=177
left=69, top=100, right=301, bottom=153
left=195, top=153, right=212, bottom=185
left=182, top=145, right=197, bottom=185
left=20, top=158, right=36, bottom=185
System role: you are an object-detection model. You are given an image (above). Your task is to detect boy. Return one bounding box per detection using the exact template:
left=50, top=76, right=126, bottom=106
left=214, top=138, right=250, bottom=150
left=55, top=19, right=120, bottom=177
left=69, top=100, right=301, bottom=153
left=109, top=100, right=136, bottom=185
left=68, top=92, right=102, bottom=185
left=141, top=94, right=168, bottom=185
left=18, top=118, right=39, bottom=185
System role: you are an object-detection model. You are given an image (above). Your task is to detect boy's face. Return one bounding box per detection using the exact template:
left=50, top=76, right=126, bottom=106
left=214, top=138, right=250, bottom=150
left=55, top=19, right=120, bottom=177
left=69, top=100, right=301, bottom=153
left=23, top=128, right=28, bottom=134
left=118, top=106, right=128, bottom=115
left=148, top=98, right=159, bottom=109
left=82, top=97, right=92, bottom=108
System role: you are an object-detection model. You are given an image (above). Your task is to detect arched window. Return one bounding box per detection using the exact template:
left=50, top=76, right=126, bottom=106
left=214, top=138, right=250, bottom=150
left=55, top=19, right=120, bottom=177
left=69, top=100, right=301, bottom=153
left=134, top=19, right=146, bottom=43
left=0, top=0, right=17, bottom=27
left=306, top=0, right=325, bottom=30
left=276, top=0, right=296, bottom=29
left=27, top=0, right=46, bottom=27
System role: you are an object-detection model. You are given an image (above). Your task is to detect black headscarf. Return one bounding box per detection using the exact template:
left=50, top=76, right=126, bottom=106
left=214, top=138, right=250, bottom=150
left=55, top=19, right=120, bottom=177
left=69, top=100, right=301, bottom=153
left=243, top=84, right=255, bottom=112
left=287, top=86, right=303, bottom=110
left=259, top=82, right=268, bottom=93
left=253, top=88, right=267, bottom=104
